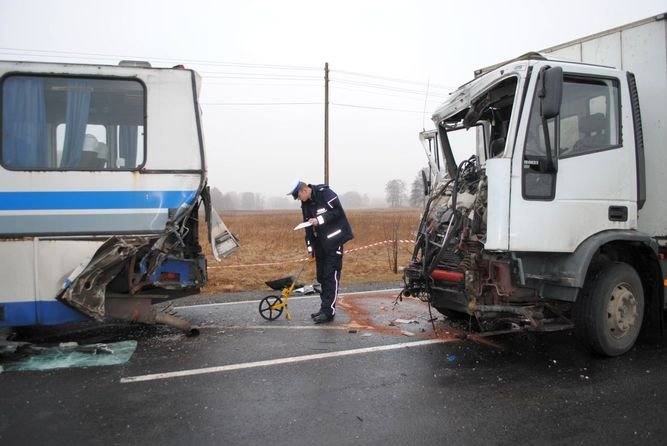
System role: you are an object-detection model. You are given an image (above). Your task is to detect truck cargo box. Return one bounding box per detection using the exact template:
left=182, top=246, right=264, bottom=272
left=541, top=14, right=667, bottom=237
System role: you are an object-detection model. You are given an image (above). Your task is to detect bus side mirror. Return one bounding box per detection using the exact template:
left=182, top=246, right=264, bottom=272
left=539, top=66, right=563, bottom=119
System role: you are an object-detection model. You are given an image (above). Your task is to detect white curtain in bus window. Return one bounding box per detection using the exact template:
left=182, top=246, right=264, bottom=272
left=2, top=77, right=48, bottom=168
left=2, top=75, right=145, bottom=170
left=60, top=79, right=92, bottom=168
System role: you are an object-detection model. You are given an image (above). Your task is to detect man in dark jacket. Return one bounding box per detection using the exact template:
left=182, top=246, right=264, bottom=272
left=289, top=180, right=354, bottom=324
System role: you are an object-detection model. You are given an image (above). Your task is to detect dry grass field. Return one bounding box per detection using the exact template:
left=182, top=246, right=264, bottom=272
left=202, top=208, right=422, bottom=293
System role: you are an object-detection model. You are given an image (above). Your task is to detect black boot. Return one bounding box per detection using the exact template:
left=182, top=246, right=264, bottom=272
left=313, top=313, right=334, bottom=324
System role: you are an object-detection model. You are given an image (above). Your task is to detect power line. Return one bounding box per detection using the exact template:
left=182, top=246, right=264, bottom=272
left=331, top=102, right=425, bottom=114
left=0, top=47, right=454, bottom=97
left=331, top=84, right=448, bottom=101
left=200, top=101, right=427, bottom=114
left=201, top=101, right=323, bottom=106
left=330, top=78, right=447, bottom=97
left=202, top=75, right=322, bottom=81
left=331, top=68, right=453, bottom=90
left=1, top=47, right=453, bottom=93
left=0, top=46, right=457, bottom=108
left=203, top=81, right=323, bottom=87
left=1, top=49, right=450, bottom=113
left=0, top=47, right=321, bottom=71
left=199, top=70, right=321, bottom=80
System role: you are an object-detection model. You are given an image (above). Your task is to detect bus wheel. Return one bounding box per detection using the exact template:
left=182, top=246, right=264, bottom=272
left=575, top=262, right=644, bottom=357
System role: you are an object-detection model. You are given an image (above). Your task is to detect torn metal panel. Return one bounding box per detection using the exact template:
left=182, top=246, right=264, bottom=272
left=52, top=186, right=239, bottom=334
left=58, top=237, right=147, bottom=320
left=201, top=184, right=240, bottom=261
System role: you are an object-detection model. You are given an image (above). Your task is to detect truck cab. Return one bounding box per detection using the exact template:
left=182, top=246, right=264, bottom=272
left=403, top=14, right=667, bottom=356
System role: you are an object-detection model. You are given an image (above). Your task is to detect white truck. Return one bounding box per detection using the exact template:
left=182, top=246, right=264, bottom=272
left=403, top=13, right=667, bottom=356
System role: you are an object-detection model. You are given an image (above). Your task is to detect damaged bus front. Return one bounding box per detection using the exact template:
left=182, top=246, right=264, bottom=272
left=0, top=60, right=238, bottom=333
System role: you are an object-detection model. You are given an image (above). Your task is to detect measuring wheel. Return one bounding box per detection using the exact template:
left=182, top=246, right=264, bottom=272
left=259, top=295, right=284, bottom=321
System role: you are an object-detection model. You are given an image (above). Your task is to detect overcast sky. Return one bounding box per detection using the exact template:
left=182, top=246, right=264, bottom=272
left=1, top=0, right=665, bottom=204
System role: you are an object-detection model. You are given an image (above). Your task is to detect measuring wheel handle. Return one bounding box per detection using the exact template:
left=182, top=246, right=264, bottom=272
left=259, top=295, right=284, bottom=321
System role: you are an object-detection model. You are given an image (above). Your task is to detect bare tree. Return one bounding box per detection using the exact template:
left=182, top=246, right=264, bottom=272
left=385, top=179, right=407, bottom=207
left=362, top=193, right=370, bottom=207
left=266, top=196, right=293, bottom=209
left=210, top=186, right=225, bottom=212
left=409, top=168, right=429, bottom=207
left=340, top=191, right=363, bottom=208
left=240, top=192, right=264, bottom=210
left=220, top=191, right=239, bottom=210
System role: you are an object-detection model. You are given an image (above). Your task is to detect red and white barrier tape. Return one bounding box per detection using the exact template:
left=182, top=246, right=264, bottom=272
left=345, top=239, right=415, bottom=254
left=208, top=239, right=415, bottom=269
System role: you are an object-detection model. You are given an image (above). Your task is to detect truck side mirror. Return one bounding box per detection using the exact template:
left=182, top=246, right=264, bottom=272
left=539, top=66, right=563, bottom=119
left=536, top=66, right=562, bottom=173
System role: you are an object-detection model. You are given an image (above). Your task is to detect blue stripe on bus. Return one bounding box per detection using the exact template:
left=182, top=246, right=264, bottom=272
left=0, top=212, right=169, bottom=235
left=0, top=190, right=198, bottom=211
left=0, top=300, right=89, bottom=327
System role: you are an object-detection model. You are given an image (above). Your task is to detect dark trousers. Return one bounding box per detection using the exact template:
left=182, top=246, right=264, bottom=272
left=315, top=245, right=343, bottom=317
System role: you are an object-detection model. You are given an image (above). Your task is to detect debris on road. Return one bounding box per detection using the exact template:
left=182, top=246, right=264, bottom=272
left=0, top=340, right=137, bottom=372
left=394, top=318, right=419, bottom=325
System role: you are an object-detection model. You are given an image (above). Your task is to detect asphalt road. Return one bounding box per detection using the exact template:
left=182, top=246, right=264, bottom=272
left=2, top=288, right=667, bottom=445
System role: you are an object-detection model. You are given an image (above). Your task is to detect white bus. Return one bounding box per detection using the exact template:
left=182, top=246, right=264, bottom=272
left=0, top=60, right=238, bottom=334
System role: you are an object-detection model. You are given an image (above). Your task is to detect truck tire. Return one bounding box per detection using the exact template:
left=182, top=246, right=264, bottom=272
left=574, top=261, right=644, bottom=357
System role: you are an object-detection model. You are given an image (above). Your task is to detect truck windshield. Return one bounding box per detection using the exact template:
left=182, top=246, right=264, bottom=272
left=446, top=126, right=478, bottom=166
left=437, top=76, right=518, bottom=175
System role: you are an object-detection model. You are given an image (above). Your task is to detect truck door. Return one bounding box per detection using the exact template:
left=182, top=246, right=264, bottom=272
left=509, top=67, right=636, bottom=252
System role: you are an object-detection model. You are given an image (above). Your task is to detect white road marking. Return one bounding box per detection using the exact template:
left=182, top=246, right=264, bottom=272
left=174, top=288, right=402, bottom=310
left=120, top=338, right=448, bottom=384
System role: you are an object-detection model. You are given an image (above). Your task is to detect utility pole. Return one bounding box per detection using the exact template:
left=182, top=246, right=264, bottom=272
left=324, top=62, right=329, bottom=184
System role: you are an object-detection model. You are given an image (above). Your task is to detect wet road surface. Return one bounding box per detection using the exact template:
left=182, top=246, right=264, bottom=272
left=2, top=289, right=667, bottom=445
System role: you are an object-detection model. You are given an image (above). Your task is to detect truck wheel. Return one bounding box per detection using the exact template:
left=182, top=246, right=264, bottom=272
left=574, top=262, right=644, bottom=356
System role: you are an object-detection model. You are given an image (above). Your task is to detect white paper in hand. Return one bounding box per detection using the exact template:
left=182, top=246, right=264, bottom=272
left=293, top=221, right=312, bottom=230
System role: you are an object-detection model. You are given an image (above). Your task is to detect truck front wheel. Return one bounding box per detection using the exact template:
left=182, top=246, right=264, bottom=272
left=574, top=262, right=644, bottom=356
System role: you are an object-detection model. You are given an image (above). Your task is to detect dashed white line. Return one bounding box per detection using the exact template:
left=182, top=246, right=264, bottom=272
left=120, top=338, right=447, bottom=384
